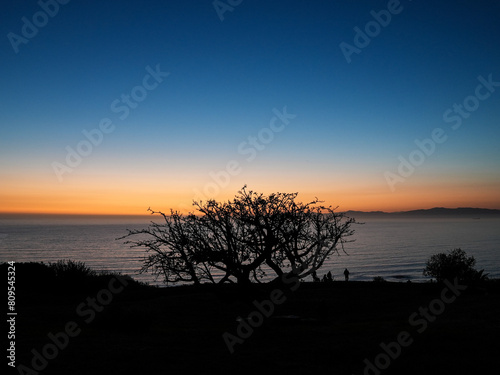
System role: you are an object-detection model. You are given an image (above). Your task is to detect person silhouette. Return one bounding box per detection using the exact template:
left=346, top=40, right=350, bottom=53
left=343, top=268, right=350, bottom=282
left=326, top=271, right=333, bottom=282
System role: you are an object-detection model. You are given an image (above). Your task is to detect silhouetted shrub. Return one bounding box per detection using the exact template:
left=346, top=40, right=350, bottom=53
left=50, top=259, right=95, bottom=277
left=423, top=248, right=488, bottom=283
left=372, top=276, right=386, bottom=283
left=1, top=261, right=143, bottom=294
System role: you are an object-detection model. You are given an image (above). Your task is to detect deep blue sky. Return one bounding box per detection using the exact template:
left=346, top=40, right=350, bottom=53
left=1, top=0, right=500, bottom=213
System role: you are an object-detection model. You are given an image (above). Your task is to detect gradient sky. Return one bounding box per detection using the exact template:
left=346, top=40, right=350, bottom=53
left=1, top=0, right=500, bottom=214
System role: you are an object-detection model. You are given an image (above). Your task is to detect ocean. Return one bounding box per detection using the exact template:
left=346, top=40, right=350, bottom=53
left=1, top=214, right=499, bottom=285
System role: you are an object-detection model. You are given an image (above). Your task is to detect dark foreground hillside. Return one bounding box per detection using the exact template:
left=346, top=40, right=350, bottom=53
left=5, top=262, right=500, bottom=375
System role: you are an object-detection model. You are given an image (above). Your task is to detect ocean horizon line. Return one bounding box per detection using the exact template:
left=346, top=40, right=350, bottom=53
left=1, top=206, right=500, bottom=218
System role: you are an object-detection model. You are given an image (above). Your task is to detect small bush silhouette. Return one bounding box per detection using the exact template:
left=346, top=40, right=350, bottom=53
left=50, top=260, right=96, bottom=280
left=1, top=261, right=144, bottom=293
left=423, top=248, right=488, bottom=283
left=372, top=276, right=386, bottom=283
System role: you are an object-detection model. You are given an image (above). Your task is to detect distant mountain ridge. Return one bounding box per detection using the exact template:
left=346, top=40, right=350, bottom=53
left=345, top=207, right=500, bottom=217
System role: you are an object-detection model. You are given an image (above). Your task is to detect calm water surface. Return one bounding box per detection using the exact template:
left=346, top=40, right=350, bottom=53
left=1, top=215, right=499, bottom=285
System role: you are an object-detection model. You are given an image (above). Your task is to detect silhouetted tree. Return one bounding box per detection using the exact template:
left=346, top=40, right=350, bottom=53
left=423, top=248, right=488, bottom=283
left=121, top=186, right=357, bottom=285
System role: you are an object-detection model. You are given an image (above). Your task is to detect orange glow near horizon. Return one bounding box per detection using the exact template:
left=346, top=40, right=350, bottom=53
left=2, top=171, right=499, bottom=215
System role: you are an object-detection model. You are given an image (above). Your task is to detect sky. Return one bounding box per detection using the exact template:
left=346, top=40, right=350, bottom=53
left=1, top=0, right=500, bottom=215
